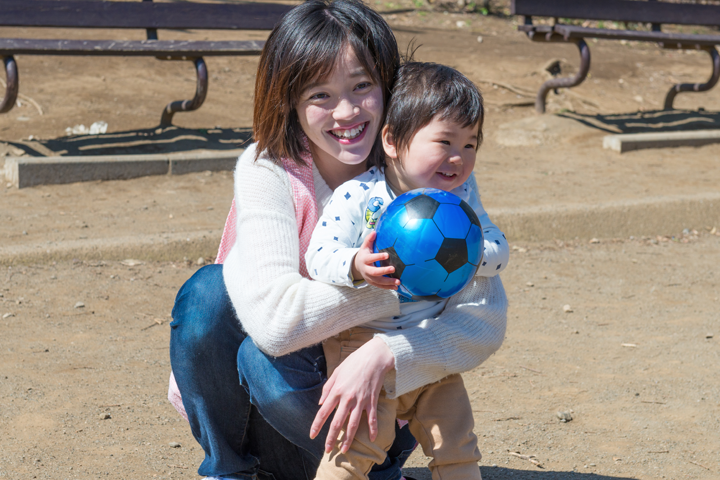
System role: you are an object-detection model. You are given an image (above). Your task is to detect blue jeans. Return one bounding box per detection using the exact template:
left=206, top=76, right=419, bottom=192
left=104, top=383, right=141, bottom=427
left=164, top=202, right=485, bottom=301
left=170, top=265, right=416, bottom=479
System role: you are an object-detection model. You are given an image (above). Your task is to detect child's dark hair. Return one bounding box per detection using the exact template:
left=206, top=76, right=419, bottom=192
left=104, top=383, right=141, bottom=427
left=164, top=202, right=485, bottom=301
left=253, top=0, right=400, bottom=167
left=385, top=62, right=484, bottom=159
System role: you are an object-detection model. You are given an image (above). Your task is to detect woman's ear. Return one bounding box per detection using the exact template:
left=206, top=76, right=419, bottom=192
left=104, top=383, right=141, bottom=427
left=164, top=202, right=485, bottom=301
left=381, top=125, right=398, bottom=160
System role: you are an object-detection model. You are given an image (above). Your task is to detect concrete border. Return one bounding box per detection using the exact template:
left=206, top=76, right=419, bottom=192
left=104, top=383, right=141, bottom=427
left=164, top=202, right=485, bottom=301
left=4, top=149, right=243, bottom=188
left=3, top=193, right=719, bottom=265
left=603, top=130, right=720, bottom=153
left=0, top=231, right=223, bottom=266
left=494, top=192, right=720, bottom=242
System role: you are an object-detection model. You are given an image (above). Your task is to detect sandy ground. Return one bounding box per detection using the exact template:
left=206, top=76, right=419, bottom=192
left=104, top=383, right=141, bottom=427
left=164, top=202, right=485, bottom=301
left=1, top=1, right=720, bottom=479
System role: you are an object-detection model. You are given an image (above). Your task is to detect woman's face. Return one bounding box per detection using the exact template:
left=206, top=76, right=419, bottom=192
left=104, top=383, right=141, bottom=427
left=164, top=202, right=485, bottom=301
left=296, top=47, right=384, bottom=174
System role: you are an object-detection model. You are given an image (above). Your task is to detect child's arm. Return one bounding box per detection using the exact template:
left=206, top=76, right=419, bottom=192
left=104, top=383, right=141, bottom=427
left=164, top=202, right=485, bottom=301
left=306, top=179, right=395, bottom=289
left=464, top=176, right=509, bottom=276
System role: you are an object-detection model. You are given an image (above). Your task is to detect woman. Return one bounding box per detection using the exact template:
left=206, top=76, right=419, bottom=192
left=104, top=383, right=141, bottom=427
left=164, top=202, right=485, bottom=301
left=169, top=1, right=507, bottom=479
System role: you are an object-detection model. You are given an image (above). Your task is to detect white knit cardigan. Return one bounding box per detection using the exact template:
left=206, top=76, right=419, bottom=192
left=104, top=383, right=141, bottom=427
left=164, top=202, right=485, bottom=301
left=223, top=145, right=508, bottom=398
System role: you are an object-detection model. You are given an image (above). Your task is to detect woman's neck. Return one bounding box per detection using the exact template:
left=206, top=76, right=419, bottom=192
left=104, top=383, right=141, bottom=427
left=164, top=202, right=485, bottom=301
left=312, top=145, right=367, bottom=191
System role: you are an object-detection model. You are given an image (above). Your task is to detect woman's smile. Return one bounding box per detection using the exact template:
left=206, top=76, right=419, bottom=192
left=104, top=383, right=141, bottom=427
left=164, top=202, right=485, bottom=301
left=328, top=121, right=368, bottom=142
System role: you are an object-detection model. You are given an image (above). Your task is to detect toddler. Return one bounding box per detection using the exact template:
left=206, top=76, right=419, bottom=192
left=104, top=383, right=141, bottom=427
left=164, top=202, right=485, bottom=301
left=306, top=62, right=509, bottom=480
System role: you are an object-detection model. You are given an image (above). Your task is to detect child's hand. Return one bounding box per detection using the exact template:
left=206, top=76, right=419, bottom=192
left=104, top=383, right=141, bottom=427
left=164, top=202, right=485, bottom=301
left=351, top=232, right=400, bottom=291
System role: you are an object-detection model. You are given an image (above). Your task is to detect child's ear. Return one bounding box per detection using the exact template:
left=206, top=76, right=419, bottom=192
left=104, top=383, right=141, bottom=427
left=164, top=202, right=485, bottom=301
left=381, top=125, right=398, bottom=160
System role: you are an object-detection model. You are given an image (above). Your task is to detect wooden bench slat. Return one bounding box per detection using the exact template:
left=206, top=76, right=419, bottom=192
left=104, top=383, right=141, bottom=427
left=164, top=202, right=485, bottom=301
left=512, top=0, right=720, bottom=28
left=0, top=38, right=265, bottom=56
left=0, top=0, right=294, bottom=30
left=520, top=24, right=720, bottom=47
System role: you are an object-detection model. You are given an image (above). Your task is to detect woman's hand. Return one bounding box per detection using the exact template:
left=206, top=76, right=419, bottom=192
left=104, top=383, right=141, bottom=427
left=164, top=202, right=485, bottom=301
left=351, top=232, right=399, bottom=290
left=309, top=336, right=395, bottom=453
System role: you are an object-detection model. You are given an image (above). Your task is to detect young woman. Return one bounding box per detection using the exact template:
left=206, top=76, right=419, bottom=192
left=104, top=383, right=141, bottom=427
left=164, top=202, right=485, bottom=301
left=169, top=2, right=507, bottom=479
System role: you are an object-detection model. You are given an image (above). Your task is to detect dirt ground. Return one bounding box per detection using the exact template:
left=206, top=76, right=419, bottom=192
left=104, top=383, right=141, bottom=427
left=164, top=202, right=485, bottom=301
left=1, top=2, right=720, bottom=479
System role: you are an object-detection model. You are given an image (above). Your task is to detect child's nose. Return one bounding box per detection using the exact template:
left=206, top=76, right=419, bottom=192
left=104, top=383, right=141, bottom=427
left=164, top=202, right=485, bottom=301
left=447, top=151, right=463, bottom=164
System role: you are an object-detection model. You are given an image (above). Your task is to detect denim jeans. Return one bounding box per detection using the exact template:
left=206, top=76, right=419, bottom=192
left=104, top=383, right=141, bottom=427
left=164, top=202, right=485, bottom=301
left=170, top=264, right=416, bottom=479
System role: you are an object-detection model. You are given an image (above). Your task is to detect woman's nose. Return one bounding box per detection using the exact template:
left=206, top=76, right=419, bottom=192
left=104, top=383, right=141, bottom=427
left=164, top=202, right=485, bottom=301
left=333, top=97, right=359, bottom=120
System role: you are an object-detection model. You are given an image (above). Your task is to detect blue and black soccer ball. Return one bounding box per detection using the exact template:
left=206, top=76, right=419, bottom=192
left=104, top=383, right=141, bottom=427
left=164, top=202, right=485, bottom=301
left=373, top=188, right=483, bottom=299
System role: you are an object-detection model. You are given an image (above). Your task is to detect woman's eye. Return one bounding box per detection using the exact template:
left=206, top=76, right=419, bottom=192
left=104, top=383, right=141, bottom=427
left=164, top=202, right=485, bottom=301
left=309, top=92, right=328, bottom=101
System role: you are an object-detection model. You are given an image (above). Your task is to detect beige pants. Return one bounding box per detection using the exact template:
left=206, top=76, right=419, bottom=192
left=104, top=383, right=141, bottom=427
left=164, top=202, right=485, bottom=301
left=316, top=328, right=482, bottom=480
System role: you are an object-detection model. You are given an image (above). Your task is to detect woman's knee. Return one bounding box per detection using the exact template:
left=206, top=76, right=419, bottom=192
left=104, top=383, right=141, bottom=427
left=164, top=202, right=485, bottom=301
left=238, top=339, right=326, bottom=412
left=171, top=264, right=240, bottom=350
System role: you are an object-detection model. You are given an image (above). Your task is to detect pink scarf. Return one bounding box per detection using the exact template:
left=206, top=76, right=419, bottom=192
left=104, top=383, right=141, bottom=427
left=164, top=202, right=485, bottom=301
left=169, top=151, right=318, bottom=420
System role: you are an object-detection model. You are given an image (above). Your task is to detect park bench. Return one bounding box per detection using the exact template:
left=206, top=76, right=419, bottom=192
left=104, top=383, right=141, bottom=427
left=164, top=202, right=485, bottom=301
left=511, top=0, right=720, bottom=113
left=0, top=0, right=294, bottom=126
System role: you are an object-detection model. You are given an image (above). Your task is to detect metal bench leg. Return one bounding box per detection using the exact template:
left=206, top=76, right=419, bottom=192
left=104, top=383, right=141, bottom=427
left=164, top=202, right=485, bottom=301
left=0, top=56, right=19, bottom=114
left=536, top=39, right=591, bottom=114
left=160, top=57, right=208, bottom=127
left=664, top=46, right=720, bottom=110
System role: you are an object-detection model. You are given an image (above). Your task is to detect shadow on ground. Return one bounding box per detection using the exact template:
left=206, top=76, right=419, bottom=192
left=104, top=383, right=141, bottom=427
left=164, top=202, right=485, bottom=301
left=8, top=125, right=253, bottom=157
left=559, top=109, right=720, bottom=134
left=403, top=466, right=635, bottom=480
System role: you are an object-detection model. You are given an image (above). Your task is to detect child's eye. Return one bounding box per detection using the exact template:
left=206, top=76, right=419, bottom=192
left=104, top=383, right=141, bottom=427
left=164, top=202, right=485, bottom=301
left=309, top=92, right=329, bottom=101
left=355, top=82, right=372, bottom=91
left=440, top=140, right=451, bottom=145
left=465, top=143, right=477, bottom=149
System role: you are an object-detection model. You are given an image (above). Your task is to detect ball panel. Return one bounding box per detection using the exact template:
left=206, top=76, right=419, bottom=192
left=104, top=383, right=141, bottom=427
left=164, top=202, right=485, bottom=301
left=466, top=224, right=484, bottom=266
left=459, top=200, right=481, bottom=227
left=437, top=263, right=478, bottom=298
left=404, top=195, right=439, bottom=220
left=400, top=260, right=448, bottom=297
left=375, top=245, right=405, bottom=279
left=393, top=218, right=444, bottom=266
left=434, top=237, right=469, bottom=274
left=432, top=204, right=471, bottom=239
left=392, top=188, right=425, bottom=207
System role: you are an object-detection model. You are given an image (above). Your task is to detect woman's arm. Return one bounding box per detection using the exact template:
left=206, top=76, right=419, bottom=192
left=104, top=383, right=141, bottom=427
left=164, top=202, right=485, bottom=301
left=223, top=149, right=400, bottom=357
left=312, top=275, right=507, bottom=448
left=377, top=274, right=507, bottom=398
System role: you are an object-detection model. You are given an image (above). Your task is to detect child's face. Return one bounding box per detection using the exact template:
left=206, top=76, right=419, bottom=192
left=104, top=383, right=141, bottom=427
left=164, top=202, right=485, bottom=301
left=383, top=115, right=479, bottom=194
left=296, top=46, right=384, bottom=171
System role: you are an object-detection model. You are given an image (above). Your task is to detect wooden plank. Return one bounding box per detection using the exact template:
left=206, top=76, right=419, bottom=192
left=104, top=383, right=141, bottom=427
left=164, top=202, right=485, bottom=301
left=0, top=38, right=265, bottom=56
left=511, top=0, right=720, bottom=27
left=520, top=24, right=720, bottom=47
left=0, top=0, right=294, bottom=30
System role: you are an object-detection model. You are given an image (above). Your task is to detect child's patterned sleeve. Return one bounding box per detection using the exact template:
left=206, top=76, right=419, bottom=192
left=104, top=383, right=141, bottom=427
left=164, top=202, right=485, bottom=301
left=306, top=182, right=368, bottom=287
left=465, top=176, right=509, bottom=277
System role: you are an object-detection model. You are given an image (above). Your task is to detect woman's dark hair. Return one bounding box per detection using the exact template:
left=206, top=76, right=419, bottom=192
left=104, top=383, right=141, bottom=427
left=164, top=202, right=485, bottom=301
left=385, top=62, right=484, bottom=161
left=253, top=0, right=400, bottom=167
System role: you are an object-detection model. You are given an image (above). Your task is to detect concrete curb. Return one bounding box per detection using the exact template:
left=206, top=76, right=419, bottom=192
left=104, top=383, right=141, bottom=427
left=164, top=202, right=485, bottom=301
left=2, top=193, right=719, bottom=265
left=603, top=130, right=720, bottom=153
left=494, top=192, right=720, bottom=242
left=4, top=150, right=244, bottom=188
left=0, top=231, right=223, bottom=266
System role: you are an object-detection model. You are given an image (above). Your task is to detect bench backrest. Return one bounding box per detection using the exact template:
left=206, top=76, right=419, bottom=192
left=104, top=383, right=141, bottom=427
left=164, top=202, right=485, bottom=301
left=511, top=0, right=720, bottom=28
left=1, top=0, right=294, bottom=30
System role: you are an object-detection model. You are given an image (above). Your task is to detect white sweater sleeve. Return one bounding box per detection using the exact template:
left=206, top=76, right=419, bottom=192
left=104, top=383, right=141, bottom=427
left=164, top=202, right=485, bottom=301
left=305, top=182, right=367, bottom=287
left=222, top=148, right=400, bottom=357
left=377, top=274, right=508, bottom=398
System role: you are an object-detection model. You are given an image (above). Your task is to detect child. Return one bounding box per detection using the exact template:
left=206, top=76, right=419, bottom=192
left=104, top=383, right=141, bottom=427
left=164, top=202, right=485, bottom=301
left=306, top=62, right=509, bottom=480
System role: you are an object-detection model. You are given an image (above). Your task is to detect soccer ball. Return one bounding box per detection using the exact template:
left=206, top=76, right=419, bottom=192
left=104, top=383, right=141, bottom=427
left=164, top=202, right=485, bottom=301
left=373, top=188, right=484, bottom=299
